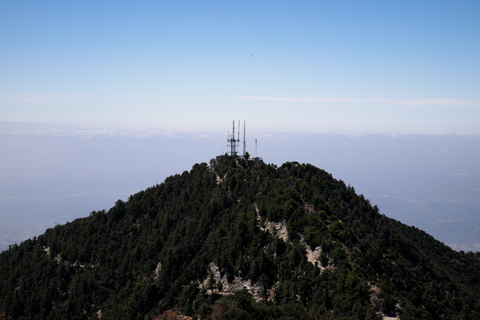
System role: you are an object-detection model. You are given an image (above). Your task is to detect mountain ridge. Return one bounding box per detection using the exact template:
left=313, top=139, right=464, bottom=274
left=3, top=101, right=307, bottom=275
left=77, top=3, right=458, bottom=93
left=0, top=155, right=479, bottom=319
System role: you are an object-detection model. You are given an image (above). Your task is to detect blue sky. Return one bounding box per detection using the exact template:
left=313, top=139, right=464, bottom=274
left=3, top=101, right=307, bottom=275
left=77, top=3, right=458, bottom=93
left=1, top=1, right=479, bottom=132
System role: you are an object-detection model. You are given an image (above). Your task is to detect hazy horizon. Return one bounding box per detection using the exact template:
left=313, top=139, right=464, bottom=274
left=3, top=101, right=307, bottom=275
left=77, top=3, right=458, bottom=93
left=1, top=122, right=479, bottom=252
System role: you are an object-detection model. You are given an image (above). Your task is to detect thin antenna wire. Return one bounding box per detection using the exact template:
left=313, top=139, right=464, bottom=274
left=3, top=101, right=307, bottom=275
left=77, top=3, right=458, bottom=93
left=243, top=121, right=246, bottom=156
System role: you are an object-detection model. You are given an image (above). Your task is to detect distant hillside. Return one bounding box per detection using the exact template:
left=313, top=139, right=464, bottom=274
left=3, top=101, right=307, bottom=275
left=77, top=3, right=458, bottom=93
left=0, top=155, right=479, bottom=319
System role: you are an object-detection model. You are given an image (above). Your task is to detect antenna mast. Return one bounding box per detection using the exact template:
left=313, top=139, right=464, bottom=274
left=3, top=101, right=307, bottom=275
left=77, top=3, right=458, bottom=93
left=238, top=120, right=240, bottom=148
left=243, top=121, right=246, bottom=157
left=227, top=120, right=240, bottom=157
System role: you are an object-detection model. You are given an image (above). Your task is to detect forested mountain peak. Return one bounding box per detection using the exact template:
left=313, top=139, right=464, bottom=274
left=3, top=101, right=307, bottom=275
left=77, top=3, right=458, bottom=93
left=1, top=155, right=479, bottom=319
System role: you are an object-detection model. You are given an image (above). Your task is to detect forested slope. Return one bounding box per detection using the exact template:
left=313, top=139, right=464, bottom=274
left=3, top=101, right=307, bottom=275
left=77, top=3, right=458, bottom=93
left=0, top=155, right=479, bottom=319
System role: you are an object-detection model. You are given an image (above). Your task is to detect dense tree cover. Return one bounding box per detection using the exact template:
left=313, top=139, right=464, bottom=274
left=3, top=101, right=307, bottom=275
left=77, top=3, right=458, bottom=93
left=0, top=155, right=479, bottom=319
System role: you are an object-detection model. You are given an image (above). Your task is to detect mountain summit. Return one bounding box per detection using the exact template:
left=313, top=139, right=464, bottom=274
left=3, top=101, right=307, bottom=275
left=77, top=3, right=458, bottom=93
left=1, top=155, right=479, bottom=319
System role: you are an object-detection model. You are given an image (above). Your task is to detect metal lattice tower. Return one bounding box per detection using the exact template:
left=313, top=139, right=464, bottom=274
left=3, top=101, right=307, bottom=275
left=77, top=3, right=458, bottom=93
left=227, top=120, right=240, bottom=157
left=243, top=121, right=246, bottom=157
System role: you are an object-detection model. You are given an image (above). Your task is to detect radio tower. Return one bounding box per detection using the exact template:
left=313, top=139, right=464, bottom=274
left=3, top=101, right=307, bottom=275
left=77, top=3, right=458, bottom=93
left=243, top=121, right=246, bottom=157
left=227, top=120, right=240, bottom=157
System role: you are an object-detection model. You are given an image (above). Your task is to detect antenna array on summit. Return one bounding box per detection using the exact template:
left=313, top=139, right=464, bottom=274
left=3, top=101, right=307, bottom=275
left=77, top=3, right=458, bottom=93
left=220, top=121, right=262, bottom=163
left=227, top=120, right=240, bottom=157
